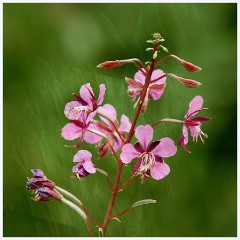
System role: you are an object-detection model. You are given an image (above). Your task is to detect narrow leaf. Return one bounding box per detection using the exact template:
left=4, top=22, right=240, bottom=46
left=132, top=199, right=157, bottom=208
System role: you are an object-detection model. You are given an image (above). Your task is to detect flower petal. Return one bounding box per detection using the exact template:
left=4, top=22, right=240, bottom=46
left=98, top=104, right=117, bottom=123
left=150, top=69, right=166, bottom=84
left=97, top=84, right=106, bottom=106
left=118, top=114, right=131, bottom=133
left=80, top=83, right=94, bottom=108
left=120, top=143, right=140, bottom=164
left=182, top=125, right=189, bottom=145
left=64, top=101, right=82, bottom=120
left=134, top=69, right=146, bottom=84
left=84, top=124, right=102, bottom=144
left=189, top=126, right=199, bottom=138
left=73, top=150, right=92, bottom=163
left=83, top=161, right=96, bottom=174
left=61, top=123, right=82, bottom=140
left=152, top=137, right=177, bottom=157
left=150, top=162, right=170, bottom=180
left=133, top=159, right=142, bottom=173
left=185, top=95, right=203, bottom=119
left=149, top=84, right=166, bottom=100
left=135, top=125, right=153, bottom=150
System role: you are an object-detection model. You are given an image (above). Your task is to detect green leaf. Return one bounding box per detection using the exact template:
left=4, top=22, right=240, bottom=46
left=132, top=199, right=157, bottom=208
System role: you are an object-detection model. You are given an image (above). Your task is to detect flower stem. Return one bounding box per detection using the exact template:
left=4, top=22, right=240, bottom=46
left=56, top=186, right=101, bottom=228
left=101, top=46, right=157, bottom=236
left=118, top=174, right=137, bottom=192
left=110, top=207, right=132, bottom=219
left=152, top=118, right=185, bottom=127
left=85, top=219, right=94, bottom=237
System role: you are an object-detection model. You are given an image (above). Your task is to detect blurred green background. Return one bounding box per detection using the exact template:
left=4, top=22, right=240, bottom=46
left=3, top=3, right=237, bottom=237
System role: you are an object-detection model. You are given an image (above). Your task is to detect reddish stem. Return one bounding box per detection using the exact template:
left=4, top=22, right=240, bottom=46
left=110, top=207, right=132, bottom=219
left=85, top=219, right=94, bottom=237
left=81, top=205, right=102, bottom=228
left=118, top=174, right=137, bottom=192
left=101, top=46, right=157, bottom=236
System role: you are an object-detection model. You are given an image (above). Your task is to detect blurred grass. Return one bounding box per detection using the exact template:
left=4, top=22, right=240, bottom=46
left=3, top=3, right=237, bottom=237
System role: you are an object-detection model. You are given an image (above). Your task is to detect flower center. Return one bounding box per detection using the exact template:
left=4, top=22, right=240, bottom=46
left=192, top=125, right=208, bottom=143
left=66, top=106, right=91, bottom=120
left=139, top=152, right=155, bottom=173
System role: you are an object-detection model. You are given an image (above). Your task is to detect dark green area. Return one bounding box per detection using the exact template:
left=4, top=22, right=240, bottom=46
left=3, top=3, right=237, bottom=237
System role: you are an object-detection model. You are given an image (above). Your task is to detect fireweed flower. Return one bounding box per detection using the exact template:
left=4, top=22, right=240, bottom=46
left=61, top=110, right=102, bottom=147
left=178, top=96, right=210, bottom=152
left=126, top=69, right=166, bottom=112
left=120, top=125, right=177, bottom=181
left=72, top=150, right=96, bottom=179
left=64, top=83, right=106, bottom=121
left=90, top=104, right=131, bottom=158
left=26, top=169, right=62, bottom=202
left=126, top=69, right=166, bottom=101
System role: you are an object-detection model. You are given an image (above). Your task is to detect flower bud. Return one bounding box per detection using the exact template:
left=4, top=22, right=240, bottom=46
left=32, top=187, right=62, bottom=202
left=178, top=77, right=202, bottom=88
left=97, top=58, right=139, bottom=69
left=97, top=61, right=124, bottom=69
left=180, top=60, right=202, bottom=72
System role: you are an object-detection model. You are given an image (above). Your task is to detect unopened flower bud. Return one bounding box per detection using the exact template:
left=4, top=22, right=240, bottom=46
left=153, top=51, right=158, bottom=59
left=180, top=60, right=202, bottom=72
left=146, top=48, right=153, bottom=52
left=178, top=77, right=202, bottom=88
left=32, top=187, right=62, bottom=202
left=97, top=58, right=139, bottom=69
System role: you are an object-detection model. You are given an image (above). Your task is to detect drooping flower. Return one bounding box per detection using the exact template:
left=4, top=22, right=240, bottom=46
left=120, top=125, right=177, bottom=181
left=26, top=169, right=62, bottom=202
left=72, top=150, right=96, bottom=179
left=64, top=83, right=106, bottom=121
left=178, top=96, right=211, bottom=152
left=90, top=104, right=131, bottom=158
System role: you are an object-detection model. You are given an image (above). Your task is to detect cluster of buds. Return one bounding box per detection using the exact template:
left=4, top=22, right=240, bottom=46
left=26, top=169, right=62, bottom=202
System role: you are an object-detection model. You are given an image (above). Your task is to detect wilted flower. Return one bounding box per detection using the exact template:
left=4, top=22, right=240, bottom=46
left=72, top=150, right=96, bottom=179
left=120, top=125, right=177, bottom=181
left=178, top=96, right=210, bottom=152
left=26, top=169, right=62, bottom=202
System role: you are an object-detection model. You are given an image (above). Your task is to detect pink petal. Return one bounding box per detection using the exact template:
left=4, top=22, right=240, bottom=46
left=61, top=123, right=82, bottom=140
left=120, top=143, right=140, bottom=164
left=64, top=101, right=82, bottom=120
left=80, top=83, right=94, bottom=108
left=150, top=162, right=170, bottom=180
left=113, top=138, right=121, bottom=152
left=149, top=86, right=165, bottom=100
left=182, top=125, right=189, bottom=145
left=83, top=161, right=96, bottom=174
left=73, top=150, right=92, bottom=163
left=185, top=96, right=203, bottom=119
left=189, top=126, right=199, bottom=138
left=133, top=159, right=142, bottom=173
left=135, top=125, right=153, bottom=150
left=84, top=124, right=102, bottom=144
left=86, top=110, right=97, bottom=125
left=150, top=69, right=166, bottom=84
left=134, top=69, right=146, bottom=85
left=96, top=84, right=106, bottom=106
left=98, top=104, right=117, bottom=123
left=152, top=137, right=177, bottom=158
left=118, top=114, right=131, bottom=133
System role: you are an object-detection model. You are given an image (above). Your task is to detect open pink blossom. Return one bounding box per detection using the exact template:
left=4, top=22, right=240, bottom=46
left=178, top=96, right=211, bottom=152
left=126, top=69, right=166, bottom=101
left=64, top=83, right=106, bottom=120
left=72, top=150, right=96, bottom=178
left=120, top=125, right=177, bottom=181
left=61, top=111, right=102, bottom=147
left=89, top=104, right=132, bottom=158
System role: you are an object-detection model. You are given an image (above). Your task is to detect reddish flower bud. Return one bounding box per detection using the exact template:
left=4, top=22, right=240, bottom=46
left=97, top=58, right=139, bottom=69
left=178, top=77, right=202, bottom=88
left=97, top=61, right=124, bottom=69
left=180, top=60, right=202, bottom=72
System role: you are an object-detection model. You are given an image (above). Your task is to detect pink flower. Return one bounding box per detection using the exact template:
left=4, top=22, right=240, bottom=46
left=64, top=83, right=106, bottom=121
left=120, top=125, right=177, bottom=181
left=61, top=111, right=102, bottom=147
left=126, top=69, right=166, bottom=101
left=178, top=96, right=210, bottom=152
left=72, top=150, right=96, bottom=179
left=91, top=104, right=132, bottom=158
